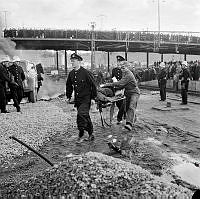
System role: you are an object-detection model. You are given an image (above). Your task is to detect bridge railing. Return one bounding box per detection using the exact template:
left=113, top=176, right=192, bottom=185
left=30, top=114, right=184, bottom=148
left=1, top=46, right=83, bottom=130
left=3, top=28, right=200, bottom=45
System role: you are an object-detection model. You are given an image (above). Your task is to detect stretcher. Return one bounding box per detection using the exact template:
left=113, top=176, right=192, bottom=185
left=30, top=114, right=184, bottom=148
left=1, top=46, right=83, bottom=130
left=97, top=95, right=126, bottom=127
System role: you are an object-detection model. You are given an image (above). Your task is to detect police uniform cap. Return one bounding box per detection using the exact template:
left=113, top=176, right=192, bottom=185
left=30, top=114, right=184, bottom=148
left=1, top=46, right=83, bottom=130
left=116, top=55, right=125, bottom=62
left=70, top=53, right=83, bottom=61
left=13, top=56, right=20, bottom=62
left=182, top=61, right=188, bottom=67
left=160, top=62, right=165, bottom=68
left=1, top=55, right=11, bottom=63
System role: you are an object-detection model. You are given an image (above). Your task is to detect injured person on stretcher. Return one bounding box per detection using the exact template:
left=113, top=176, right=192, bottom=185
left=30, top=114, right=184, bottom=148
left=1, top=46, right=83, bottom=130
left=96, top=86, right=126, bottom=126
left=97, top=86, right=125, bottom=103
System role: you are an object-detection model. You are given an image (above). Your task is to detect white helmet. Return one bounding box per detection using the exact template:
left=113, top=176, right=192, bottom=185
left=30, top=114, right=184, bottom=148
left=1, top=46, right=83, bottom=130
left=1, top=55, right=11, bottom=63
left=13, top=56, right=20, bottom=62
left=160, top=62, right=165, bottom=68
left=182, top=61, right=188, bottom=67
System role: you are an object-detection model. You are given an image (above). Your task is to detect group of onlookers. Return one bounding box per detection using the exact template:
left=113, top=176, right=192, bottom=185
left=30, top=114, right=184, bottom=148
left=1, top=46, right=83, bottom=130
left=157, top=61, right=191, bottom=105
left=4, top=28, right=200, bottom=45
left=93, top=60, right=200, bottom=87
left=0, top=56, right=25, bottom=113
left=0, top=55, right=44, bottom=113
left=154, top=60, right=200, bottom=81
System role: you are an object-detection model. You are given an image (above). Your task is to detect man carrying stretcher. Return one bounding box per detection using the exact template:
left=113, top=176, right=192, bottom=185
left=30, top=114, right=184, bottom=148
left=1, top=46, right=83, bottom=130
left=102, top=61, right=140, bottom=131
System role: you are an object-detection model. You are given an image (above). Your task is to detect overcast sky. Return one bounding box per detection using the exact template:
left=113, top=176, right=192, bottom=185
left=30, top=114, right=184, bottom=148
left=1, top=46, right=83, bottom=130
left=1, top=0, right=200, bottom=32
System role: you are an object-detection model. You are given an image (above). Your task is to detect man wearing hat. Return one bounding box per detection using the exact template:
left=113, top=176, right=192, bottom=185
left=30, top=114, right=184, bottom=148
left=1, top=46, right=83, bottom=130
left=36, top=63, right=44, bottom=93
left=111, top=55, right=126, bottom=124
left=66, top=53, right=97, bottom=142
left=103, top=61, right=140, bottom=131
left=179, top=61, right=191, bottom=105
left=9, top=56, right=25, bottom=112
left=0, top=56, right=18, bottom=113
left=157, top=62, right=167, bottom=101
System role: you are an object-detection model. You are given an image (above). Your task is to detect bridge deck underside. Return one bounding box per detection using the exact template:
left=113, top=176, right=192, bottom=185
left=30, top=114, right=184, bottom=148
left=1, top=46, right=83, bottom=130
left=12, top=38, right=200, bottom=55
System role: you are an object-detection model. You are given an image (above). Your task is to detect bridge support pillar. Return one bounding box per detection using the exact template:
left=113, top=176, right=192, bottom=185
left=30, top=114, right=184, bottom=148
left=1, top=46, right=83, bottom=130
left=64, top=50, right=67, bottom=76
left=56, top=50, right=59, bottom=71
left=184, top=54, right=187, bottom=61
left=146, top=52, right=149, bottom=68
left=161, top=53, right=164, bottom=62
left=107, top=52, right=110, bottom=73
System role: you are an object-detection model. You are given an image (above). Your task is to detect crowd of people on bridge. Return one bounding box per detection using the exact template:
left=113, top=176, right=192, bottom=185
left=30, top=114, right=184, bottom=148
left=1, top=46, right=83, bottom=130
left=4, top=28, right=200, bottom=44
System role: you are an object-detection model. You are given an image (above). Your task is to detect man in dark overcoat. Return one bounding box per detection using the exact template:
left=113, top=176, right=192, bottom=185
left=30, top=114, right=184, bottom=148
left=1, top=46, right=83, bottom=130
left=0, top=56, right=18, bottom=113
left=9, top=56, right=25, bottom=112
left=157, top=62, right=167, bottom=101
left=179, top=61, right=191, bottom=105
left=66, top=53, right=97, bottom=142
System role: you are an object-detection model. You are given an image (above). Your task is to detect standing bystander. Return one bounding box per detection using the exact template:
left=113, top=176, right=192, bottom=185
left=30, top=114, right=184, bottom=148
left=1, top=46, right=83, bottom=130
left=0, top=56, right=18, bottom=113
left=179, top=61, right=191, bottom=105
left=157, top=62, right=167, bottom=101
left=36, top=63, right=44, bottom=93
left=9, top=56, right=25, bottom=112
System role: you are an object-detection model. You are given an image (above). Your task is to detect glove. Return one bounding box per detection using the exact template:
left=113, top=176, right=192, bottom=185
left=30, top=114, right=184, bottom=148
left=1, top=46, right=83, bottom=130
left=112, top=77, right=118, bottom=82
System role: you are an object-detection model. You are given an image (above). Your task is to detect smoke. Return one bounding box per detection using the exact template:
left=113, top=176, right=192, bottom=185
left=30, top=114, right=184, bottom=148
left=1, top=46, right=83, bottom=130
left=37, top=75, right=66, bottom=100
left=0, top=38, right=17, bottom=58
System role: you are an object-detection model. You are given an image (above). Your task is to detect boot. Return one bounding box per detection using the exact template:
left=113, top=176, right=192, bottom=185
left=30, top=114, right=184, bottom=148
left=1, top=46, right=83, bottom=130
left=76, top=130, right=85, bottom=143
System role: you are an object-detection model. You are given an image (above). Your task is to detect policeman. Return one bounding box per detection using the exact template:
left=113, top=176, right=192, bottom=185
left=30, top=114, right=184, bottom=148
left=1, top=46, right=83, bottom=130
left=157, top=62, right=167, bottom=101
left=36, top=63, right=44, bottom=93
left=111, top=55, right=126, bottom=124
left=103, top=61, right=140, bottom=131
left=0, top=56, right=17, bottom=113
left=179, top=61, right=191, bottom=105
left=9, top=56, right=25, bottom=112
left=112, top=56, right=124, bottom=81
left=66, top=53, right=97, bottom=142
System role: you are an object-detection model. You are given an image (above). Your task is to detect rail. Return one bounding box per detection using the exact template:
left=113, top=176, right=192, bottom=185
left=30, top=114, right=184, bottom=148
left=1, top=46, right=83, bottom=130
left=3, top=28, right=200, bottom=45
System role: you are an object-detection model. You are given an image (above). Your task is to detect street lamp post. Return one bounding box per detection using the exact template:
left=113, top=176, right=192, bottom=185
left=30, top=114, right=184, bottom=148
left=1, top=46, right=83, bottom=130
left=90, top=22, right=96, bottom=71
left=157, top=0, right=161, bottom=47
left=0, top=11, right=8, bottom=29
left=97, top=14, right=106, bottom=30
left=153, top=0, right=165, bottom=51
left=0, top=10, right=8, bottom=37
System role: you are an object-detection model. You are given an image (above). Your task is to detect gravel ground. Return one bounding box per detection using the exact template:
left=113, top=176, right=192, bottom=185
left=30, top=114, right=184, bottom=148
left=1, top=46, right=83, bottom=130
left=0, top=101, right=71, bottom=164
left=0, top=152, right=192, bottom=198
left=0, top=83, right=199, bottom=198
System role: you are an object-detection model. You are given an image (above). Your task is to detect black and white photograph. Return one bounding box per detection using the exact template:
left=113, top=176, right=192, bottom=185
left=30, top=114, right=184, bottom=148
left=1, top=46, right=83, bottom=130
left=0, top=0, right=200, bottom=198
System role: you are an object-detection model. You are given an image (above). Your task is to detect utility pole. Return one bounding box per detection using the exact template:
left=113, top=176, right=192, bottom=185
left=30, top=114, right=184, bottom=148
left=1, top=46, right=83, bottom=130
left=153, top=0, right=165, bottom=51
left=0, top=13, right=3, bottom=37
left=90, top=22, right=96, bottom=71
left=157, top=0, right=160, bottom=47
left=97, top=14, right=106, bottom=30
left=0, top=10, right=8, bottom=29
left=125, top=32, right=129, bottom=61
